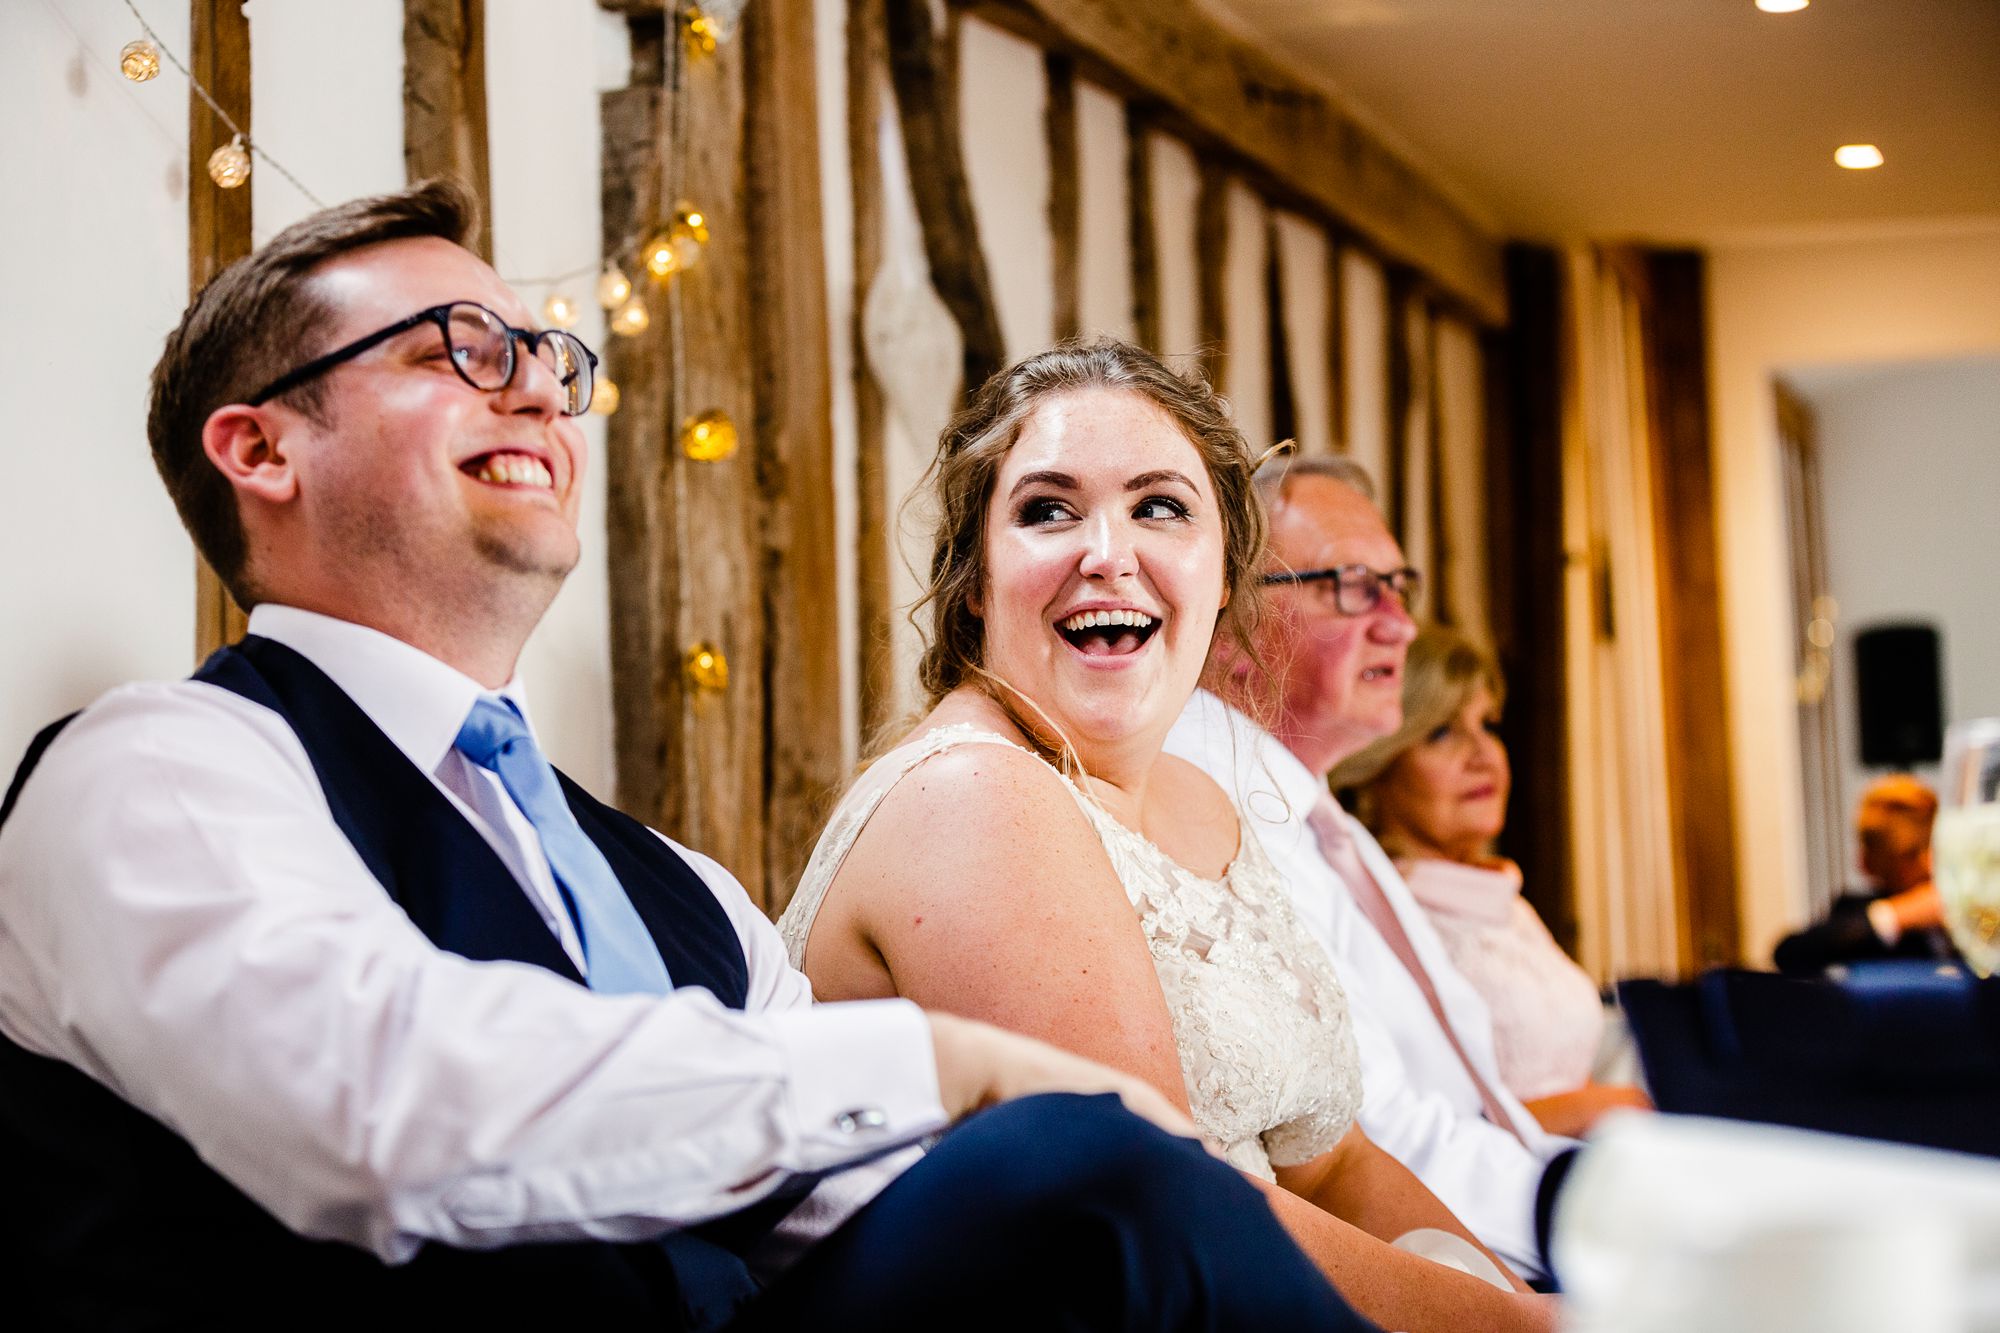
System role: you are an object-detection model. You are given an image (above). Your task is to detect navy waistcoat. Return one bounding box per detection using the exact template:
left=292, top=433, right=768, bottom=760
left=0, top=637, right=780, bottom=1330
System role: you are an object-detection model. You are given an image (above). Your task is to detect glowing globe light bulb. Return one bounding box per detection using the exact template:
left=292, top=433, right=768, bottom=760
left=684, top=642, right=730, bottom=693
left=597, top=265, right=632, bottom=309
left=668, top=203, right=709, bottom=271
left=542, top=293, right=579, bottom=329
left=208, top=136, right=251, bottom=189
left=684, top=9, right=720, bottom=56
left=120, top=39, right=161, bottom=82
left=590, top=377, right=620, bottom=416
left=680, top=410, right=739, bottom=462
left=610, top=296, right=650, bottom=337
left=1835, top=143, right=1884, bottom=170
left=644, top=231, right=681, bottom=280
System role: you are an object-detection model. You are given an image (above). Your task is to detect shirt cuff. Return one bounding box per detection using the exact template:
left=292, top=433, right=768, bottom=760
left=769, top=997, right=948, bottom=1171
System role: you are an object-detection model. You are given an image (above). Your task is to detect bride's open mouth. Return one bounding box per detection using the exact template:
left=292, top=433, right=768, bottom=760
left=1055, top=608, right=1161, bottom=658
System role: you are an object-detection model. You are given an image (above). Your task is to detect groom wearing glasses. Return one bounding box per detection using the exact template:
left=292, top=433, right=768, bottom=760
left=1168, top=456, right=1573, bottom=1285
left=0, top=181, right=1373, bottom=1330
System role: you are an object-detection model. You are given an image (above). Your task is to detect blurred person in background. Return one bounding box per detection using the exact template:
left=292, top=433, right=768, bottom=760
left=1773, top=774, right=1953, bottom=976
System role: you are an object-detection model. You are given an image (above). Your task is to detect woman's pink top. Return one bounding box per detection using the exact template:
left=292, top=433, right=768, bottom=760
left=1399, top=857, right=1603, bottom=1103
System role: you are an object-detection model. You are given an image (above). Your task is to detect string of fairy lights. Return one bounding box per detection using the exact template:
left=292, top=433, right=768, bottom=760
left=113, top=0, right=748, bottom=431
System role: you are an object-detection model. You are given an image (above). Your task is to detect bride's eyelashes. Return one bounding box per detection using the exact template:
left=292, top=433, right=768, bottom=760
left=1011, top=494, right=1196, bottom=527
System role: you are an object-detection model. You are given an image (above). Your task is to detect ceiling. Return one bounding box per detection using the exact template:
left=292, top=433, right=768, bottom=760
left=1199, top=0, right=2000, bottom=246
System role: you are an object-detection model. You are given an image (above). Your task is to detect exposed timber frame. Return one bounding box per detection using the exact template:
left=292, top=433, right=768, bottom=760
left=190, top=0, right=253, bottom=659
left=965, top=0, right=1505, bottom=325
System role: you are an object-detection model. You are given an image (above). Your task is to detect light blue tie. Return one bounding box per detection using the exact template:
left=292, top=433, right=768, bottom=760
left=455, top=696, right=672, bottom=995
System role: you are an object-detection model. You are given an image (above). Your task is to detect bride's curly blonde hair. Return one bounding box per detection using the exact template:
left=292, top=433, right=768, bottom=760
left=912, top=339, right=1271, bottom=709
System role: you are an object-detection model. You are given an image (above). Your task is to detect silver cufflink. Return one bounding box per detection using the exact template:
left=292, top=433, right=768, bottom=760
left=834, top=1107, right=888, bottom=1134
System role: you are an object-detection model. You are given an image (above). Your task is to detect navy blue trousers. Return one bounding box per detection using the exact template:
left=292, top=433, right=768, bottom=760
left=733, top=1093, right=1377, bottom=1332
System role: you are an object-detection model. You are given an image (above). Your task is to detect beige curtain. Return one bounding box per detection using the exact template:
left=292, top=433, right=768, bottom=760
left=1561, top=250, right=1683, bottom=982
left=1396, top=296, right=1436, bottom=617
left=1434, top=316, right=1489, bottom=648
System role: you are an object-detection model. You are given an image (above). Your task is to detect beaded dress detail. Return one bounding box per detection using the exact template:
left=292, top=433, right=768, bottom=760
left=778, top=723, right=1362, bottom=1180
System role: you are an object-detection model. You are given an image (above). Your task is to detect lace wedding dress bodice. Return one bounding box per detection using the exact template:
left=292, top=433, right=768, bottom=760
left=778, top=723, right=1362, bottom=1179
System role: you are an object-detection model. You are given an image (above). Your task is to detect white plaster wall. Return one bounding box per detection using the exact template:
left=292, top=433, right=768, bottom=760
left=1148, top=132, right=1201, bottom=370
left=1795, top=355, right=2000, bottom=886
left=1341, top=246, right=1391, bottom=490
left=245, top=0, right=402, bottom=242
left=1221, top=180, right=1272, bottom=449
left=864, top=77, right=962, bottom=724
left=1707, top=223, right=2000, bottom=961
left=1272, top=211, right=1335, bottom=458
left=1074, top=80, right=1134, bottom=343
left=486, top=0, right=616, bottom=792
left=1, top=0, right=196, bottom=770
left=958, top=17, right=1052, bottom=363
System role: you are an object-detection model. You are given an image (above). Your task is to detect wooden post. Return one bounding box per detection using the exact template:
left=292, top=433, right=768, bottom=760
left=745, top=0, right=846, bottom=913
left=1264, top=213, right=1295, bottom=446
left=849, top=0, right=899, bottom=744
left=1044, top=51, right=1080, bottom=342
left=882, top=0, right=1005, bottom=395
left=403, top=0, right=493, bottom=258
left=1642, top=249, right=1743, bottom=968
left=190, top=0, right=252, bottom=659
left=1193, top=158, right=1227, bottom=387
left=601, top=12, right=683, bottom=840
left=675, top=6, right=768, bottom=903
left=1487, top=244, right=1575, bottom=955
left=1126, top=106, right=1159, bottom=353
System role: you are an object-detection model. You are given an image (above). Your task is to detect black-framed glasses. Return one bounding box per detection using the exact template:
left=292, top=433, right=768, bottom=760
left=1260, top=564, right=1422, bottom=616
left=247, top=301, right=599, bottom=416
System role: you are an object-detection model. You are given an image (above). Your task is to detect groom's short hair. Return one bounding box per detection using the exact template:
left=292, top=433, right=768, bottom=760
left=146, top=179, right=478, bottom=604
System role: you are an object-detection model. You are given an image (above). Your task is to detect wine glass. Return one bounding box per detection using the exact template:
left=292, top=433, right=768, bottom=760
left=1933, top=718, right=2000, bottom=977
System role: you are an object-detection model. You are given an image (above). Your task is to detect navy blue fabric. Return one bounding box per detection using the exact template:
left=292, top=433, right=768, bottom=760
left=1621, top=965, right=2000, bottom=1157
left=196, top=637, right=751, bottom=1003
left=734, top=1093, right=1379, bottom=1333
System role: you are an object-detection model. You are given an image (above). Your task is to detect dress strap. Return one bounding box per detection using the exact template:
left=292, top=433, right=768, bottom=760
left=779, top=723, right=1037, bottom=966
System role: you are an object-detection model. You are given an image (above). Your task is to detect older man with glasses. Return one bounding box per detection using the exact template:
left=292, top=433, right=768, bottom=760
left=1165, top=456, right=1574, bottom=1285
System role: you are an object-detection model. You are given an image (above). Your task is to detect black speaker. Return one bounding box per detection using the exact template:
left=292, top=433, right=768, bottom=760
left=1853, top=623, right=1944, bottom=768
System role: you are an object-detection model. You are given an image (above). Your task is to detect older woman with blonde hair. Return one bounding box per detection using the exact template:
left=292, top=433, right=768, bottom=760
left=1332, top=625, right=1648, bottom=1138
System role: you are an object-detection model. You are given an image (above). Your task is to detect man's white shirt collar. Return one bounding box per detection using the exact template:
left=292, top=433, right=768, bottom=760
left=247, top=604, right=533, bottom=774
left=1175, top=689, right=1324, bottom=834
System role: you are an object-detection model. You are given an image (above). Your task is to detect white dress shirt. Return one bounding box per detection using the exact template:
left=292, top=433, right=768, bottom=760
left=0, top=605, right=945, bottom=1265
left=1165, top=690, right=1570, bottom=1278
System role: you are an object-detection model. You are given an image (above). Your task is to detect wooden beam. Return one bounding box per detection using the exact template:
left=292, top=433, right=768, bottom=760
left=403, top=0, right=493, bottom=259
left=1642, top=248, right=1743, bottom=969
left=1326, top=232, right=1347, bottom=453
left=1126, top=104, right=1159, bottom=354
left=966, top=0, right=1505, bottom=325
left=190, top=0, right=252, bottom=660
left=1193, top=157, right=1227, bottom=388
left=676, top=6, right=768, bottom=905
left=882, top=0, right=1005, bottom=395
left=745, top=0, right=845, bottom=914
left=1488, top=244, right=1575, bottom=956
left=850, top=0, right=898, bottom=744
left=600, top=22, right=683, bottom=837
left=1044, top=51, right=1080, bottom=342
left=1264, top=213, right=1296, bottom=446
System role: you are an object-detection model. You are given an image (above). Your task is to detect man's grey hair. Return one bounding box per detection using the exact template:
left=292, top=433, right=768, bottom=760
left=1252, top=453, right=1377, bottom=512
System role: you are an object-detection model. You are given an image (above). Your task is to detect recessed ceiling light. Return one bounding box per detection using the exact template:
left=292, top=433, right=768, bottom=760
left=1756, top=0, right=1809, bottom=13
left=1835, top=144, right=1885, bottom=170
